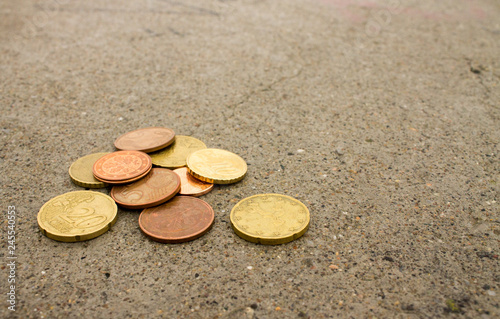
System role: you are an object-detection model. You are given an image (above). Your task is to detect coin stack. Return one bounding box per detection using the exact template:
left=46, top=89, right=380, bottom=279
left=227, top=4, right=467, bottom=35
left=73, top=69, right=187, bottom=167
left=38, top=127, right=248, bottom=244
left=38, top=127, right=310, bottom=245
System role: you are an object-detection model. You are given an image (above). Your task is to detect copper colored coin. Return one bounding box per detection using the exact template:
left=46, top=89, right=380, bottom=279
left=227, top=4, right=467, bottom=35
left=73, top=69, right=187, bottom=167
left=173, top=167, right=214, bottom=197
left=94, top=166, right=152, bottom=185
left=93, top=151, right=152, bottom=182
left=139, top=196, right=215, bottom=243
left=103, top=167, right=151, bottom=184
left=114, top=127, right=175, bottom=153
left=110, top=168, right=181, bottom=209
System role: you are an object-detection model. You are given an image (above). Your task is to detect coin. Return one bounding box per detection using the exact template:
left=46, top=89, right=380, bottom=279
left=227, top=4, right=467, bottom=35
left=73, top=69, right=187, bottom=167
left=93, top=151, right=152, bottom=183
left=69, top=152, right=109, bottom=188
left=150, top=135, right=207, bottom=168
left=173, top=167, right=214, bottom=197
left=110, top=168, right=181, bottom=209
left=104, top=167, right=151, bottom=185
left=230, top=194, right=310, bottom=245
left=186, top=148, right=247, bottom=184
left=139, top=196, right=214, bottom=243
left=37, top=191, right=118, bottom=242
left=114, top=127, right=175, bottom=153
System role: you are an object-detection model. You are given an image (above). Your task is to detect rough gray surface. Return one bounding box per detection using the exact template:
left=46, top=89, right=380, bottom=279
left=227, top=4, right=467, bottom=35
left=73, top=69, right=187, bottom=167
left=0, top=0, right=499, bottom=318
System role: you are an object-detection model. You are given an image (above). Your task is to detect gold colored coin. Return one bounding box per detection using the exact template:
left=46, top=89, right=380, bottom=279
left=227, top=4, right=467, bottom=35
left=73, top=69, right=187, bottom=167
left=149, top=135, right=207, bottom=168
left=69, top=153, right=109, bottom=188
left=186, top=148, right=247, bottom=184
left=230, top=194, right=310, bottom=245
left=37, top=191, right=118, bottom=242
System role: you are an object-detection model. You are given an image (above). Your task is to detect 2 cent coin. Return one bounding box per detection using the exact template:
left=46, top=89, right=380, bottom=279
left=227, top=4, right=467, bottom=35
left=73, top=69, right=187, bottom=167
left=110, top=168, right=181, bottom=209
left=114, top=127, right=175, bottom=153
left=139, top=196, right=214, bottom=243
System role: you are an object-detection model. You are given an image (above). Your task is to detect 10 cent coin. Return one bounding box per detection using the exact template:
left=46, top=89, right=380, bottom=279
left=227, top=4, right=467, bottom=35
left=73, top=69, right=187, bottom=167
left=230, top=194, right=310, bottom=245
left=150, top=135, right=207, bottom=168
left=69, top=152, right=109, bottom=188
left=186, top=148, right=247, bottom=184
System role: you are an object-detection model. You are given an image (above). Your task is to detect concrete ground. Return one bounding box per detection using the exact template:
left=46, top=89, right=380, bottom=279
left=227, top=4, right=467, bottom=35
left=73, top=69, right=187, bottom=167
left=1, top=0, right=499, bottom=318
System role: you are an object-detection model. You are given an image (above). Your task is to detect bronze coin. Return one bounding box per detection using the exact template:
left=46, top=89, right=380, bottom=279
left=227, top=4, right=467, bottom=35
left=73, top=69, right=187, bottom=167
left=93, top=151, right=152, bottom=182
left=94, top=166, right=151, bottom=185
left=139, top=196, right=215, bottom=243
left=173, top=167, right=214, bottom=197
left=114, top=127, right=175, bottom=153
left=110, top=168, right=181, bottom=209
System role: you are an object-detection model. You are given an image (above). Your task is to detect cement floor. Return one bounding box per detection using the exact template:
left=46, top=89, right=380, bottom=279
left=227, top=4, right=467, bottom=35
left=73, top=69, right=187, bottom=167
left=0, top=0, right=499, bottom=318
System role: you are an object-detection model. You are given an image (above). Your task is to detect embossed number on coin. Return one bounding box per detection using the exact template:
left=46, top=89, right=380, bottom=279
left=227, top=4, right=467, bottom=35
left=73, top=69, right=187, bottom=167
left=111, top=168, right=181, bottom=209
left=37, top=191, right=118, bottom=242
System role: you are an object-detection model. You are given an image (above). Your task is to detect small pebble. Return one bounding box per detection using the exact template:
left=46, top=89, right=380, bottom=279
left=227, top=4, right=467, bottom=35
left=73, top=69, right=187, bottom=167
left=247, top=266, right=253, bottom=270
left=487, top=290, right=496, bottom=296
left=297, top=149, right=305, bottom=153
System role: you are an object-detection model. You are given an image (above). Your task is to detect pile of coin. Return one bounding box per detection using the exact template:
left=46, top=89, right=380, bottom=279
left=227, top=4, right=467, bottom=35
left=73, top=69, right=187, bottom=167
left=38, top=127, right=310, bottom=245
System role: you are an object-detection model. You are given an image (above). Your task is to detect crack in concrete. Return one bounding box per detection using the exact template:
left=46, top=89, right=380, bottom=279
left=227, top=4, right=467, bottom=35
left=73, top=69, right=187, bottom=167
left=157, top=0, right=220, bottom=17
left=465, top=57, right=499, bottom=108
left=227, top=68, right=304, bottom=111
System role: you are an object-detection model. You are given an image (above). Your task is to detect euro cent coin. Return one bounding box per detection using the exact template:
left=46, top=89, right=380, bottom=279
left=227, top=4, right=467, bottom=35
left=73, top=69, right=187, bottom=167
left=139, top=196, right=214, bottom=243
left=114, top=127, right=175, bottom=153
left=93, top=151, right=152, bottom=183
left=37, top=191, right=118, bottom=242
left=110, top=168, right=181, bottom=209
left=230, top=194, right=310, bottom=245
left=173, top=167, right=214, bottom=197
left=186, top=148, right=247, bottom=184
left=150, top=135, right=207, bottom=168
left=69, top=152, right=109, bottom=188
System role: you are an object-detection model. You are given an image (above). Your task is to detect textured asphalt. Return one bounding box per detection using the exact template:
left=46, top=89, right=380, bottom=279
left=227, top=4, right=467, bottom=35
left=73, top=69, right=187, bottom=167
left=1, top=0, right=499, bottom=318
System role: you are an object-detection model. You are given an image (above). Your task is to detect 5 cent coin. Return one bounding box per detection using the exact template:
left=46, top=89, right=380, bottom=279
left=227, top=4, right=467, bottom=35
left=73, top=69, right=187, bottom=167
left=139, top=196, right=214, bottom=243
left=110, top=168, right=181, bottom=209
left=37, top=191, right=118, bottom=242
left=230, top=194, right=310, bottom=245
left=114, top=127, right=175, bottom=153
